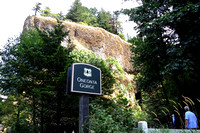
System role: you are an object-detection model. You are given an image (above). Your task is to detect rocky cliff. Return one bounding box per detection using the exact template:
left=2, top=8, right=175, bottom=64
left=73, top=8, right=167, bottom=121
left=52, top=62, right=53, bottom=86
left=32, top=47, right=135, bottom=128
left=23, top=15, right=133, bottom=73
left=23, top=15, right=136, bottom=106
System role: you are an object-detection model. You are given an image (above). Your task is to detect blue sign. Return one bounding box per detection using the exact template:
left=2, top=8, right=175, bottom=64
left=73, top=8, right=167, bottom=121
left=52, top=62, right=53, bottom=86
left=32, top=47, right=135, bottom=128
left=68, top=63, right=102, bottom=95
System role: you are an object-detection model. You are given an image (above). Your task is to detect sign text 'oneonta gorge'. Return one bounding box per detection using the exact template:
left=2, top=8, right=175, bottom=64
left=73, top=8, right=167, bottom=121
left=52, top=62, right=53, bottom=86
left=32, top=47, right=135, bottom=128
left=67, top=63, right=102, bottom=95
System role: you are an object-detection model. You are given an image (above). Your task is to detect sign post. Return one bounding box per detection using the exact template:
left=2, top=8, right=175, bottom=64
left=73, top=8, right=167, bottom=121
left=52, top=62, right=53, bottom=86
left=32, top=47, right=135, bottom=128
left=67, top=63, right=101, bottom=133
left=79, top=94, right=89, bottom=133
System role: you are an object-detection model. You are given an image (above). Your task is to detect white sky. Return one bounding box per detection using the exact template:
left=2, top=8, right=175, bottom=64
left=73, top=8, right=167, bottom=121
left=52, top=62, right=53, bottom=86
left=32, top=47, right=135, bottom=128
left=0, top=0, right=140, bottom=49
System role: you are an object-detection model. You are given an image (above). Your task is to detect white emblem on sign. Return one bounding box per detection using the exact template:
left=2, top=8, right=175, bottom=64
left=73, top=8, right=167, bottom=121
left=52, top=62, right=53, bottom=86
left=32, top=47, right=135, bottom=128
left=84, top=68, right=92, bottom=77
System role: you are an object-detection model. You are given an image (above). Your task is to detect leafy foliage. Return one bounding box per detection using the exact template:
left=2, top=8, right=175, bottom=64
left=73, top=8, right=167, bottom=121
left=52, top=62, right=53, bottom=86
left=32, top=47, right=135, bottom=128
left=0, top=21, right=74, bottom=132
left=125, top=0, right=200, bottom=127
left=70, top=50, right=141, bottom=132
left=89, top=95, right=136, bottom=132
left=0, top=94, right=33, bottom=132
left=1, top=31, right=133, bottom=132
left=40, top=7, right=64, bottom=20
left=70, top=50, right=115, bottom=95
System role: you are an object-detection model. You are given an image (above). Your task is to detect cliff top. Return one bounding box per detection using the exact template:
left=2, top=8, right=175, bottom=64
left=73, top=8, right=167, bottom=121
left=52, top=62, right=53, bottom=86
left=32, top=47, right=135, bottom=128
left=23, top=15, right=133, bottom=72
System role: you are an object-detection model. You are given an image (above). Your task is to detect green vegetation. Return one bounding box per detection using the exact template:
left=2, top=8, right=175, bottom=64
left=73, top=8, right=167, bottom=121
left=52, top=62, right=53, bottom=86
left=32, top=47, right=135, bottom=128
left=32, top=3, right=42, bottom=15
left=0, top=20, right=136, bottom=132
left=66, top=0, right=122, bottom=35
left=1, top=0, right=200, bottom=132
left=33, top=0, right=124, bottom=39
left=125, top=0, right=200, bottom=128
left=0, top=20, right=74, bottom=132
left=66, top=0, right=97, bottom=26
left=89, top=95, right=135, bottom=132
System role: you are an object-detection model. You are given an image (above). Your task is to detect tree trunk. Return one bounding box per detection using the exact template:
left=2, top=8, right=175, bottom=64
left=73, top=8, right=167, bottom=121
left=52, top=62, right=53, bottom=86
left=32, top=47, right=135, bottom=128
left=33, top=95, right=37, bottom=133
left=40, top=99, right=44, bottom=133
left=56, top=88, right=62, bottom=133
left=16, top=96, right=21, bottom=133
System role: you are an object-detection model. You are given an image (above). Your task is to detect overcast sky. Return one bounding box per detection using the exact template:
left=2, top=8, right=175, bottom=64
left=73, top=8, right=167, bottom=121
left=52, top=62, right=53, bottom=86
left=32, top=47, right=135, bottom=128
left=0, top=0, right=140, bottom=49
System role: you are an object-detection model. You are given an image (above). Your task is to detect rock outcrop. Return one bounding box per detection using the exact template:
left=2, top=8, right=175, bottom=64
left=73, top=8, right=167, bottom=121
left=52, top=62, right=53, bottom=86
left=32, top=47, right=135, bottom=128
left=23, top=15, right=133, bottom=72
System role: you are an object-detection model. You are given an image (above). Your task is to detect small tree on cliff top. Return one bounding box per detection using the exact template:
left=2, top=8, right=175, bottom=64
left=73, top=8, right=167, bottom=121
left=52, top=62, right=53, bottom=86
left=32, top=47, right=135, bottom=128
left=33, top=2, right=42, bottom=15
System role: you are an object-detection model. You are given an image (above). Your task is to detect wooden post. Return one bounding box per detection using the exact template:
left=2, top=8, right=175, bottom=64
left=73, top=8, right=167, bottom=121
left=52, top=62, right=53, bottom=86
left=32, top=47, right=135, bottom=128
left=79, top=95, right=89, bottom=133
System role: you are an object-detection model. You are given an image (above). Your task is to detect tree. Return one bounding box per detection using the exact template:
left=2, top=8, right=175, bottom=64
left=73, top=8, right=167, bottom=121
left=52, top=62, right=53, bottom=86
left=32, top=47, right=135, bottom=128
left=90, top=7, right=98, bottom=16
left=35, top=22, right=74, bottom=133
left=66, top=0, right=84, bottom=22
left=0, top=21, right=73, bottom=132
left=66, top=0, right=97, bottom=26
left=81, top=7, right=98, bottom=26
left=66, top=0, right=122, bottom=32
left=41, top=7, right=51, bottom=17
left=97, top=9, right=112, bottom=32
left=32, top=3, right=42, bottom=15
left=124, top=0, right=200, bottom=124
left=110, top=11, right=122, bottom=34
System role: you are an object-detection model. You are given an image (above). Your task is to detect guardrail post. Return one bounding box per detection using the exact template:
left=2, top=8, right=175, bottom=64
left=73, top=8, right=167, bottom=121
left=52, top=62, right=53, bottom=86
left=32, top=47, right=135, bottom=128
left=138, top=121, right=148, bottom=133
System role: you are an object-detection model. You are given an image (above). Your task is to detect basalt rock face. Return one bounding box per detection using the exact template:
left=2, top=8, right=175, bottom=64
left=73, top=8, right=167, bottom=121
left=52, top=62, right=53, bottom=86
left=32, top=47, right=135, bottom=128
left=23, top=15, right=133, bottom=73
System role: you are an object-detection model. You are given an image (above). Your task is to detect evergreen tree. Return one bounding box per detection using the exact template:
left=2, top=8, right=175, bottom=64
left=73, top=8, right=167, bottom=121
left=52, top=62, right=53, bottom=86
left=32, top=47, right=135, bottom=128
left=97, top=9, right=112, bottom=32
left=90, top=7, right=98, bottom=16
left=0, top=21, right=74, bottom=132
left=110, top=11, right=122, bottom=34
left=81, top=7, right=98, bottom=26
left=66, top=0, right=97, bottom=26
left=66, top=0, right=84, bottom=22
